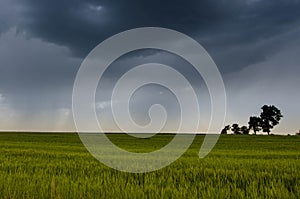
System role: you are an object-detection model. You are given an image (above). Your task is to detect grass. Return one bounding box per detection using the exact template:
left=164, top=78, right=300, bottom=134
left=0, top=133, right=300, bottom=198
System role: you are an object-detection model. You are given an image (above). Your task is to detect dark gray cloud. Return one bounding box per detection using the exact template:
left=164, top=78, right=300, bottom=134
left=1, top=0, right=300, bottom=72
left=0, top=28, right=80, bottom=129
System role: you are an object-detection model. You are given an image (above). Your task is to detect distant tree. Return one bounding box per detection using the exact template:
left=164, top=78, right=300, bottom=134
left=240, top=126, right=249, bottom=135
left=221, top=125, right=231, bottom=134
left=231, top=123, right=241, bottom=135
left=248, top=116, right=261, bottom=135
left=260, top=105, right=283, bottom=135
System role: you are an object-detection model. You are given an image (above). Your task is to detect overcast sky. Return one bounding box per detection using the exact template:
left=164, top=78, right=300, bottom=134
left=0, top=0, right=300, bottom=134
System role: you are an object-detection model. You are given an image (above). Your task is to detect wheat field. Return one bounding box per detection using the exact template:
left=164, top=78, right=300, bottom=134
left=0, top=133, right=299, bottom=198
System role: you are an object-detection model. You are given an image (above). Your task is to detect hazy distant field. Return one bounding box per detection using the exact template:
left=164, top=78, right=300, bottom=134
left=0, top=133, right=299, bottom=198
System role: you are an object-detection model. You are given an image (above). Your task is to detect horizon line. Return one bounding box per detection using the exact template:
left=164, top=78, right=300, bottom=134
left=0, top=130, right=296, bottom=135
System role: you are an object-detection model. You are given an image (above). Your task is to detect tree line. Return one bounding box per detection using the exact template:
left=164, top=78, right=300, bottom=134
left=221, top=105, right=283, bottom=135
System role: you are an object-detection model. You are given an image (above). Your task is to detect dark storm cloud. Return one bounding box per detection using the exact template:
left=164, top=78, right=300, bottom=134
left=0, top=29, right=80, bottom=113
left=2, top=0, right=300, bottom=72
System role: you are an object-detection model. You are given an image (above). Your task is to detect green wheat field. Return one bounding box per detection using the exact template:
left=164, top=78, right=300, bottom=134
left=0, top=133, right=299, bottom=198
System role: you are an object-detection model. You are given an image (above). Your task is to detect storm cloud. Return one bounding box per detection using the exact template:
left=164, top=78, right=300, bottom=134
left=0, top=0, right=300, bottom=133
left=1, top=0, right=300, bottom=71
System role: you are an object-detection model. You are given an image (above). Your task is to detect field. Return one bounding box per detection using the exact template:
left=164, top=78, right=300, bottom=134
left=0, top=133, right=300, bottom=199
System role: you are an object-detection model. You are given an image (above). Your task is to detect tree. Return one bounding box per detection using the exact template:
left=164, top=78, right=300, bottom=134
left=231, top=123, right=241, bottom=134
left=221, top=125, right=230, bottom=134
left=248, top=116, right=261, bottom=135
left=240, top=126, right=249, bottom=135
left=260, top=105, right=283, bottom=135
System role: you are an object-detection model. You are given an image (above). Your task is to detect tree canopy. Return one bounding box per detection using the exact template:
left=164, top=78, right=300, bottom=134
left=248, top=116, right=261, bottom=135
left=260, top=105, right=283, bottom=135
left=221, top=125, right=230, bottom=134
left=231, top=124, right=241, bottom=135
left=221, top=105, right=283, bottom=135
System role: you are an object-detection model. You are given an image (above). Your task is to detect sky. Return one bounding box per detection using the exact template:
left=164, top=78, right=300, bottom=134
left=0, top=0, right=300, bottom=134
